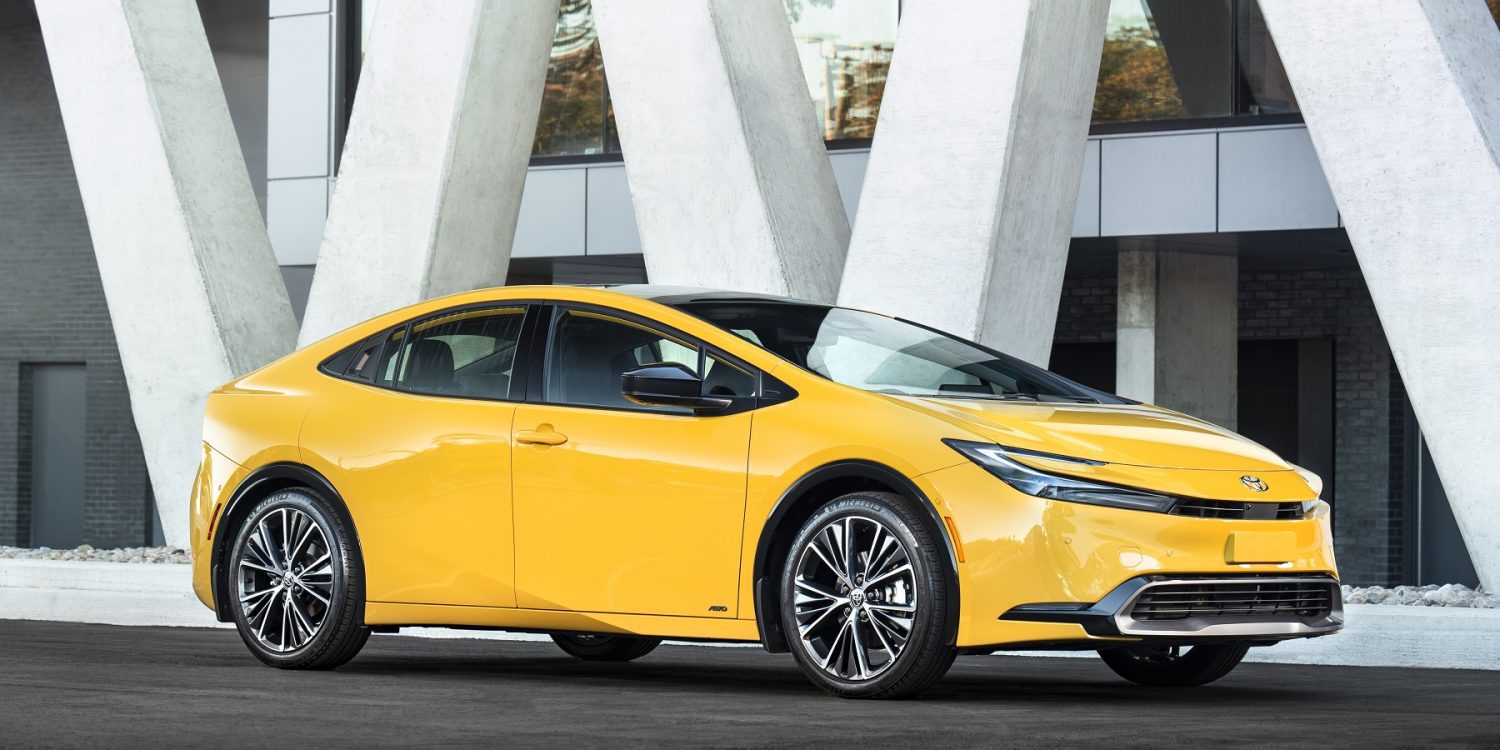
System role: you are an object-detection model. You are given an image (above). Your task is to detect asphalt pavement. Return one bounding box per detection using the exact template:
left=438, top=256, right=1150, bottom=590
left=2, top=620, right=1497, bottom=748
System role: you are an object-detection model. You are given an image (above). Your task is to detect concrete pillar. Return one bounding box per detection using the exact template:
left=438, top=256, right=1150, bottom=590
left=837, top=0, right=1110, bottom=365
left=593, top=0, right=849, bottom=302
left=35, top=0, right=299, bottom=547
left=1116, top=245, right=1238, bottom=430
left=1259, top=0, right=1500, bottom=587
left=297, top=0, right=559, bottom=346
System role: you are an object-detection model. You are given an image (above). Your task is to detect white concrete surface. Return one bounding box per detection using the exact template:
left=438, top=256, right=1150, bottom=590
left=838, top=0, right=1109, bottom=365
left=1116, top=245, right=1239, bottom=429
left=35, top=0, right=299, bottom=548
left=593, top=0, right=849, bottom=303
left=1259, top=0, right=1500, bottom=588
left=297, top=0, right=559, bottom=346
left=0, top=560, right=224, bottom=629
left=4, top=560, right=1493, bottom=668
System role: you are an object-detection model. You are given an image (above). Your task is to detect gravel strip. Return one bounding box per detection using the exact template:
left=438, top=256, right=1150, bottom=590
left=0, top=545, right=190, bottom=564
left=1343, top=583, right=1495, bottom=608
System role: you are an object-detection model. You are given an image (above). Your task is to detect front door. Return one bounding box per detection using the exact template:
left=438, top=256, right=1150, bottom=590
left=512, top=307, right=755, bottom=618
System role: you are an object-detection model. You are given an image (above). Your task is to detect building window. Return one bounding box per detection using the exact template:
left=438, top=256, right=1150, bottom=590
left=356, top=0, right=899, bottom=158
left=786, top=0, right=898, bottom=142
left=533, top=0, right=616, bottom=157
left=1092, top=0, right=1299, bottom=127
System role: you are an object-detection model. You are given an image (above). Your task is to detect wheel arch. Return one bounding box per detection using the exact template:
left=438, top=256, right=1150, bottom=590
left=751, top=460, right=960, bottom=653
left=209, top=462, right=362, bottom=622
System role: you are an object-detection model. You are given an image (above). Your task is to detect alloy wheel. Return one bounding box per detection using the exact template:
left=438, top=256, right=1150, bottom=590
left=792, top=514, right=918, bottom=681
left=235, top=507, right=336, bottom=653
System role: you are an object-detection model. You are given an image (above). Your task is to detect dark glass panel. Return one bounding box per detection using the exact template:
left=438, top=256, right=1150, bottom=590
left=1235, top=1, right=1298, bottom=115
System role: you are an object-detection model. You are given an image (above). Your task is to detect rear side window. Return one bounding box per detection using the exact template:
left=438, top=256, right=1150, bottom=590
left=344, top=328, right=404, bottom=384
left=389, top=307, right=526, bottom=400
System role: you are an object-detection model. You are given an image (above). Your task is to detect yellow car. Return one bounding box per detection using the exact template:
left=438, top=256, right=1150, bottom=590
left=191, top=285, right=1340, bottom=698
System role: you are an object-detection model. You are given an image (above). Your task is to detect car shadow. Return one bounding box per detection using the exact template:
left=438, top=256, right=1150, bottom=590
left=334, top=645, right=1320, bottom=705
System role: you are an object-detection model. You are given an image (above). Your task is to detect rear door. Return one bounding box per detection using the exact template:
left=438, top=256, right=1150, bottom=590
left=300, top=305, right=531, bottom=607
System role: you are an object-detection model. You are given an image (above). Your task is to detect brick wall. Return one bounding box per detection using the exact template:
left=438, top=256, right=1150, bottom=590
left=0, top=11, right=150, bottom=547
left=1051, top=266, right=1402, bottom=585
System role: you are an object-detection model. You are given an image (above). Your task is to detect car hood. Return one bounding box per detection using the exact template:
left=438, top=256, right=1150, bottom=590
left=893, top=396, right=1291, bottom=472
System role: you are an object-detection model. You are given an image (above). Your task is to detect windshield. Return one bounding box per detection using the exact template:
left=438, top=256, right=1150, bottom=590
left=673, top=301, right=1125, bottom=404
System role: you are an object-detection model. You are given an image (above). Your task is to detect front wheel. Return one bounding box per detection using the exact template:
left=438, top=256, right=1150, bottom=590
left=551, top=633, right=661, bottom=661
left=226, top=489, right=370, bottom=669
left=1097, top=643, right=1250, bottom=686
left=780, top=492, right=956, bottom=699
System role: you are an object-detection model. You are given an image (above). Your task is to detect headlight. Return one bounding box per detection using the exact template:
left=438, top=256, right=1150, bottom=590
left=944, top=439, right=1176, bottom=513
left=1292, top=464, right=1323, bottom=498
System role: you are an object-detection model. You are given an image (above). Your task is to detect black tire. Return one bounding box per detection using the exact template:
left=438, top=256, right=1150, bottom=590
left=779, top=491, right=956, bottom=699
left=1097, top=643, right=1250, bottom=687
left=226, top=488, right=370, bottom=669
left=551, top=633, right=662, bottom=661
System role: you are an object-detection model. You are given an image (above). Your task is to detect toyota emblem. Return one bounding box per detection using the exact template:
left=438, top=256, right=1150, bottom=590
left=1240, top=475, right=1269, bottom=492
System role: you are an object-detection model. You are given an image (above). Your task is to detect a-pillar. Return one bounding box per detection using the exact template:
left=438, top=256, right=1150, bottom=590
left=1116, top=243, right=1238, bottom=430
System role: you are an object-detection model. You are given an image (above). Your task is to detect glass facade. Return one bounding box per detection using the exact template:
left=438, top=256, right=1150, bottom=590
left=786, top=0, right=897, bottom=141
left=357, top=0, right=1319, bottom=157
left=1092, top=0, right=1298, bottom=126
left=532, top=0, right=614, bottom=157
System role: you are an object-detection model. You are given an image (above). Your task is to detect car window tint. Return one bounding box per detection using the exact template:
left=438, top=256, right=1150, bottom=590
left=392, top=307, right=526, bottom=399
left=346, top=328, right=403, bottom=383
left=548, top=310, right=700, bottom=410
left=703, top=354, right=756, bottom=397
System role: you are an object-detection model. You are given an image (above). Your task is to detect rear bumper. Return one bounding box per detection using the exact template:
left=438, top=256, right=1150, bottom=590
left=1000, top=574, right=1344, bottom=641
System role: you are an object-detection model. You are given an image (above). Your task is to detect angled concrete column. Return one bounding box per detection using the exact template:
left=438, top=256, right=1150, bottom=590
left=593, top=0, right=849, bottom=302
left=1116, top=245, right=1238, bottom=430
left=297, top=0, right=559, bottom=346
left=838, top=0, right=1109, bottom=365
left=36, top=0, right=298, bottom=547
left=1259, top=0, right=1500, bottom=587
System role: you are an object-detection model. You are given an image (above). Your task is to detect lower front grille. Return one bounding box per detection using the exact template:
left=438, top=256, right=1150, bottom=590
left=1130, top=579, right=1337, bottom=622
left=1171, top=499, right=1307, bottom=520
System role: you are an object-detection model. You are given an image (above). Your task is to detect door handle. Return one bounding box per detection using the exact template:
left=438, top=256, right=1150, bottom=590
left=516, top=428, right=568, bottom=446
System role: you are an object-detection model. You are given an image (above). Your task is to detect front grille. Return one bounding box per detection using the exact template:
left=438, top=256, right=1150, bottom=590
left=1171, top=499, right=1306, bottom=520
left=1130, top=579, right=1337, bottom=622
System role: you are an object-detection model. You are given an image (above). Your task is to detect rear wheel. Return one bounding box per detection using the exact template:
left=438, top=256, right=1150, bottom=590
left=1097, top=643, right=1250, bottom=686
left=551, top=633, right=662, bottom=661
left=780, top=492, right=956, bottom=699
left=226, top=489, right=370, bottom=669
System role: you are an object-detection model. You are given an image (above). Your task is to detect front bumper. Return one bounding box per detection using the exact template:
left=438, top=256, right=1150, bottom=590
left=1000, top=574, right=1344, bottom=641
left=914, top=460, right=1340, bottom=649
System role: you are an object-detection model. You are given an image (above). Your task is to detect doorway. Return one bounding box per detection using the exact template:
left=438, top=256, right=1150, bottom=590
left=26, top=364, right=87, bottom=548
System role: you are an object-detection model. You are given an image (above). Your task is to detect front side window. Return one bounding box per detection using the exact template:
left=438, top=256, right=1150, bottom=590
left=390, top=307, right=527, bottom=399
left=676, top=302, right=1118, bottom=405
left=546, top=309, right=754, bottom=411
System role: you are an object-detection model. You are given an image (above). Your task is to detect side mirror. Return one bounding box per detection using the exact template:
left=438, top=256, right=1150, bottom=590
left=621, top=362, right=732, bottom=413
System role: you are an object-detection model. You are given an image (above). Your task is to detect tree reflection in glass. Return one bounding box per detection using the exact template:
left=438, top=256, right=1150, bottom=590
left=532, top=0, right=607, bottom=156
left=786, top=0, right=897, bottom=141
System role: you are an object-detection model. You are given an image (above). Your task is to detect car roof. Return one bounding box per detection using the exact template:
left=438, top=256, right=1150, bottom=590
left=604, top=284, right=822, bottom=307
